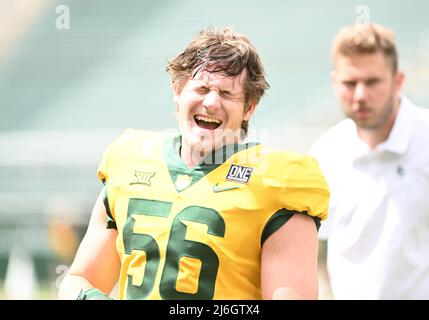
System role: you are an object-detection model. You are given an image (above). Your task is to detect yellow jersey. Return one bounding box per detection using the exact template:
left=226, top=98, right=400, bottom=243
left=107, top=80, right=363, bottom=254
left=97, top=129, right=329, bottom=300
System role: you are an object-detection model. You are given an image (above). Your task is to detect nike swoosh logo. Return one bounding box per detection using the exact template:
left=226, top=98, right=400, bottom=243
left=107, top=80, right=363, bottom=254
left=213, top=183, right=240, bottom=193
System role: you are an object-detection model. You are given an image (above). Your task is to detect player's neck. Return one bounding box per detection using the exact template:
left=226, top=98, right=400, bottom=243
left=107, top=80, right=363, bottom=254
left=180, top=136, right=243, bottom=168
left=180, top=143, right=209, bottom=168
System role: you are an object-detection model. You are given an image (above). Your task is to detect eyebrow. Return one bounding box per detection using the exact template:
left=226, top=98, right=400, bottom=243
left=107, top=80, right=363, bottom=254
left=340, top=74, right=382, bottom=82
left=193, top=80, right=239, bottom=94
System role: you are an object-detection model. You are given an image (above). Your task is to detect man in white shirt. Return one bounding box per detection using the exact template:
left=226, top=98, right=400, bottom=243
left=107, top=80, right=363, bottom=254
left=310, top=23, right=429, bottom=299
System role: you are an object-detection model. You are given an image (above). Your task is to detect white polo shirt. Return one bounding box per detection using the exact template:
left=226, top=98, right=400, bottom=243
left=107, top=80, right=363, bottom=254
left=309, top=96, right=429, bottom=299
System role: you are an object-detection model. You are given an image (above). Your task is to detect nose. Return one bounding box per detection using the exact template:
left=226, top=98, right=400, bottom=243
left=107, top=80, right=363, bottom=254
left=353, top=82, right=368, bottom=104
left=202, top=90, right=221, bottom=110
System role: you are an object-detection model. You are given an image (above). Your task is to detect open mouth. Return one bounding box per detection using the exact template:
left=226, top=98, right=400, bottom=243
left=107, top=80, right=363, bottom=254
left=194, top=115, right=222, bottom=130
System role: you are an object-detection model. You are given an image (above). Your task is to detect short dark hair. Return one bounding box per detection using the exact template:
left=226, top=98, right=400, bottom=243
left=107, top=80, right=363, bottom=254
left=332, top=23, right=398, bottom=73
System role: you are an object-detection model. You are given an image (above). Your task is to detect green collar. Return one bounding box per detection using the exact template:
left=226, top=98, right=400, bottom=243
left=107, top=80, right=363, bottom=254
left=164, top=135, right=259, bottom=192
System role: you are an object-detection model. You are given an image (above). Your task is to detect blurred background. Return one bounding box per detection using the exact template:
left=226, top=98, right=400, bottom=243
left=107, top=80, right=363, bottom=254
left=0, top=0, right=428, bottom=299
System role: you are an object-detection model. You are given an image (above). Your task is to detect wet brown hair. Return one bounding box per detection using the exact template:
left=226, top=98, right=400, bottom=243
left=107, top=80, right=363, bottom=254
left=167, top=27, right=269, bottom=135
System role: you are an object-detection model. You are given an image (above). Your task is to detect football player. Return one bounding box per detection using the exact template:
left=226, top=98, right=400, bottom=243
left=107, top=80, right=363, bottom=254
left=58, top=27, right=329, bottom=300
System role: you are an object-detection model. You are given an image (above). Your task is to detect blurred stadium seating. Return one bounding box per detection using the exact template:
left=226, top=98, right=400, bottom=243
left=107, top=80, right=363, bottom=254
left=0, top=0, right=428, bottom=299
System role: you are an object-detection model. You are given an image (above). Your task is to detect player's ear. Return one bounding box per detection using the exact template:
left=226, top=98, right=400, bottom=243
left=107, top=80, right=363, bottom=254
left=172, top=82, right=181, bottom=110
left=243, top=101, right=256, bottom=121
left=330, top=70, right=337, bottom=87
left=394, top=70, right=405, bottom=96
left=330, top=70, right=340, bottom=96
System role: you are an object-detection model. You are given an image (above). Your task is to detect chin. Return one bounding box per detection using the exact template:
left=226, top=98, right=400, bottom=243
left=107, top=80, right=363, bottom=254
left=183, top=130, right=214, bottom=148
left=186, top=127, right=241, bottom=150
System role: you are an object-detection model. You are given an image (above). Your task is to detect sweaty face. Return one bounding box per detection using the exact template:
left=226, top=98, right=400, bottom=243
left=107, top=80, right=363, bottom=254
left=332, top=52, right=402, bottom=130
left=174, top=68, right=255, bottom=156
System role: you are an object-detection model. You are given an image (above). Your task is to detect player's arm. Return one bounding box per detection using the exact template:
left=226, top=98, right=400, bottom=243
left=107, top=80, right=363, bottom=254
left=58, top=189, right=121, bottom=300
left=261, top=213, right=319, bottom=300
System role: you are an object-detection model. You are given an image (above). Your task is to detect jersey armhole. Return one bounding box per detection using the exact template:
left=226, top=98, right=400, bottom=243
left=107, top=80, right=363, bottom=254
left=103, top=186, right=117, bottom=230
left=260, top=209, right=321, bottom=247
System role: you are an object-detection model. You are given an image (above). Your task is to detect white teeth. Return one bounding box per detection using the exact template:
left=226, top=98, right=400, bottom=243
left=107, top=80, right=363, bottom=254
left=195, top=115, right=221, bottom=124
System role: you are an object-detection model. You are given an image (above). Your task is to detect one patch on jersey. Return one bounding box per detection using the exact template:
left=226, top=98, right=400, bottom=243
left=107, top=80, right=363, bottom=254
left=129, top=170, right=156, bottom=186
left=225, top=164, right=253, bottom=184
